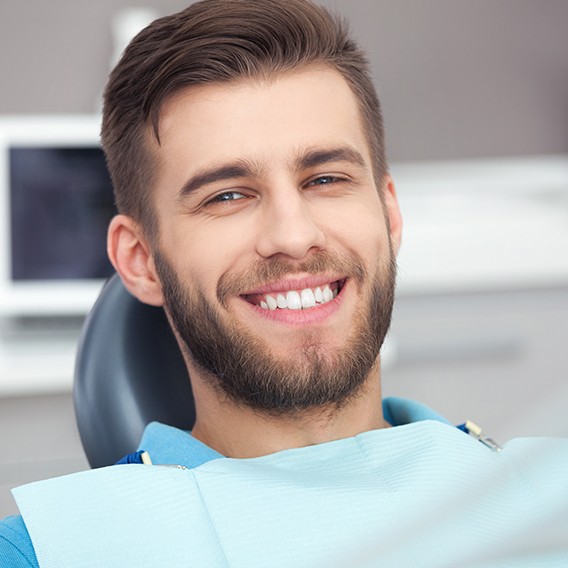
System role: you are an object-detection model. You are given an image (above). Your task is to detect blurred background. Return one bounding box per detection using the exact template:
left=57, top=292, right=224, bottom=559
left=0, top=0, right=567, bottom=516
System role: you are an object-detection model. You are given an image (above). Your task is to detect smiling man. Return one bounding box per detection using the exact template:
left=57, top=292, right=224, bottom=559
left=101, top=0, right=403, bottom=462
left=108, top=64, right=401, bottom=458
left=1, top=1, right=567, bottom=566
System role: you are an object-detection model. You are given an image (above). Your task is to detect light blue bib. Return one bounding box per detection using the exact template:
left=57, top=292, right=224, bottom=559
left=13, top=420, right=568, bottom=567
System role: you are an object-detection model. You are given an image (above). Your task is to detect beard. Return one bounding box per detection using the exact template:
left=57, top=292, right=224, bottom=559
left=154, top=248, right=397, bottom=415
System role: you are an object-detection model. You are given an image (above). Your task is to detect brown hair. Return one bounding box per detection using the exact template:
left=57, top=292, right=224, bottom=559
left=101, top=0, right=386, bottom=241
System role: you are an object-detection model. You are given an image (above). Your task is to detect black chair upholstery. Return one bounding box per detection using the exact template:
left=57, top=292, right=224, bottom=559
left=74, top=274, right=195, bottom=468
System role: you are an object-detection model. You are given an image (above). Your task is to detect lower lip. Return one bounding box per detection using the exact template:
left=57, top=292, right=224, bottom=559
left=240, top=283, right=347, bottom=326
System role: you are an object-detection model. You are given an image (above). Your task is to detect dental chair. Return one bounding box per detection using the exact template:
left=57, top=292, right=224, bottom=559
left=74, top=274, right=195, bottom=468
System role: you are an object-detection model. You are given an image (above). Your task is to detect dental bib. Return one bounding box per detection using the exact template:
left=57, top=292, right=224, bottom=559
left=13, top=420, right=568, bottom=567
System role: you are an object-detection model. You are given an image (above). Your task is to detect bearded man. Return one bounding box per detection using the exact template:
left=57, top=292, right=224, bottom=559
left=1, top=1, right=567, bottom=566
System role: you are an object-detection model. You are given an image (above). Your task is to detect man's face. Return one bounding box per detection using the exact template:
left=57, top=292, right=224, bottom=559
left=149, top=66, right=400, bottom=412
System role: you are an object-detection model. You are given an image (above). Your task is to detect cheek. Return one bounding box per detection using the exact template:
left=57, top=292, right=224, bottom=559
left=324, top=203, right=390, bottom=259
left=165, top=221, right=255, bottom=297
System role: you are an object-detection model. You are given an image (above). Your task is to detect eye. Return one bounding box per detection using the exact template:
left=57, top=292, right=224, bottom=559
left=304, top=175, right=345, bottom=188
left=206, top=191, right=247, bottom=205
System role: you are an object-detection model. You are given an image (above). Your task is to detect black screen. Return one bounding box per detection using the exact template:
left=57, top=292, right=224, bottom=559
left=10, top=146, right=117, bottom=280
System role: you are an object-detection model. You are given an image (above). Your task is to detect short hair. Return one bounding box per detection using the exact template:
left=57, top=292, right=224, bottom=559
left=101, top=0, right=386, bottom=241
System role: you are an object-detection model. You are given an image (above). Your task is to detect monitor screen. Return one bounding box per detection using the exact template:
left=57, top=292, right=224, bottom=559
left=10, top=146, right=116, bottom=281
left=0, top=115, right=118, bottom=315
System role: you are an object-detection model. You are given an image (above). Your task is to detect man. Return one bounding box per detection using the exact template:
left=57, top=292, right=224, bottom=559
left=1, top=0, right=567, bottom=566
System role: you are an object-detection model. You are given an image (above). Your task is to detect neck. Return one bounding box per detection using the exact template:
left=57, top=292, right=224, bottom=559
left=189, top=362, right=387, bottom=458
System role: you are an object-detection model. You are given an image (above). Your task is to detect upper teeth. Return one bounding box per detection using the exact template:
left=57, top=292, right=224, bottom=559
left=259, top=284, right=337, bottom=311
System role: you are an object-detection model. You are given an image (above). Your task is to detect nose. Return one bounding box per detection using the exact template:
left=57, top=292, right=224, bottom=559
left=255, top=190, right=326, bottom=260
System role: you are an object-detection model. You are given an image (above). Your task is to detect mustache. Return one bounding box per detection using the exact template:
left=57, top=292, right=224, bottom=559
left=217, top=249, right=367, bottom=306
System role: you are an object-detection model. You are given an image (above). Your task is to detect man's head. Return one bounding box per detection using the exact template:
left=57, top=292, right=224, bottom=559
left=104, top=0, right=402, bottom=416
left=102, top=0, right=387, bottom=243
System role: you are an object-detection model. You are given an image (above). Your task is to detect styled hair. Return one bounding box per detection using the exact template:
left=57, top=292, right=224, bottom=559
left=101, top=0, right=386, bottom=241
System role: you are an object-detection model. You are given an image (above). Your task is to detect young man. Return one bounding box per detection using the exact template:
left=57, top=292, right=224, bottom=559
left=1, top=1, right=567, bottom=566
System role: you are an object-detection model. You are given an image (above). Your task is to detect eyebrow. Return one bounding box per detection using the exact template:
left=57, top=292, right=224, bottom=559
left=178, top=161, right=257, bottom=198
left=294, top=146, right=367, bottom=171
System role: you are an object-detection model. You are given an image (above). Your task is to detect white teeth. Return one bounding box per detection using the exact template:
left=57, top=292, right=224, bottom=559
left=300, top=288, right=316, bottom=308
left=286, top=290, right=302, bottom=310
left=266, top=295, right=278, bottom=310
left=259, top=282, right=341, bottom=311
left=314, top=287, right=323, bottom=303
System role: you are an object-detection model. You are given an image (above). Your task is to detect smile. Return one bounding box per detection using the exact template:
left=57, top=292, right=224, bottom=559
left=243, top=280, right=344, bottom=311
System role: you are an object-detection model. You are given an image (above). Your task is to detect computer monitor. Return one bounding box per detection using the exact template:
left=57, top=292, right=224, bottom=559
left=0, top=116, right=116, bottom=316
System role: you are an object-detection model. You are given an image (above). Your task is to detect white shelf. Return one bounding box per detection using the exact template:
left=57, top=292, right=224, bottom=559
left=0, top=335, right=76, bottom=396
left=392, top=155, right=568, bottom=295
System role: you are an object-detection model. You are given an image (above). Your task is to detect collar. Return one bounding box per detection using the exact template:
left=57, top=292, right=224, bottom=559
left=134, top=397, right=449, bottom=469
left=382, top=396, right=451, bottom=427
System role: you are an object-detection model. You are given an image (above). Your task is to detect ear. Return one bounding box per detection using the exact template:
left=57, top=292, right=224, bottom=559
left=382, top=175, right=403, bottom=255
left=107, top=215, right=164, bottom=306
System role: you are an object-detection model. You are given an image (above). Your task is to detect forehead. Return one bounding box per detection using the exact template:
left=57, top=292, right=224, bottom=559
left=152, top=66, right=372, bottom=182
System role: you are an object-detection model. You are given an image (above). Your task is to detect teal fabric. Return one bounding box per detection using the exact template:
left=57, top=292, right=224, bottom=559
left=3, top=398, right=568, bottom=567
left=0, top=412, right=227, bottom=567
left=137, top=421, right=223, bottom=467
left=0, top=515, right=36, bottom=567
left=0, top=397, right=442, bottom=567
left=382, top=395, right=451, bottom=427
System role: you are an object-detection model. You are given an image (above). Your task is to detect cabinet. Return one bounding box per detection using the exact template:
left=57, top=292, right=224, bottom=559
left=384, top=286, right=568, bottom=441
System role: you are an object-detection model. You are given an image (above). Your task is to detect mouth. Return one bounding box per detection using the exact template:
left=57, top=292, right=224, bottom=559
left=241, top=278, right=346, bottom=311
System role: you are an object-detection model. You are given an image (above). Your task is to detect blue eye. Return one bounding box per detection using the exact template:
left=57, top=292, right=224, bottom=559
left=307, top=175, right=341, bottom=187
left=210, top=191, right=246, bottom=203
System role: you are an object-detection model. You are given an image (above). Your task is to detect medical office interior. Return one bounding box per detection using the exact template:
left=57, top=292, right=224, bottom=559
left=1, top=0, right=567, bottom=517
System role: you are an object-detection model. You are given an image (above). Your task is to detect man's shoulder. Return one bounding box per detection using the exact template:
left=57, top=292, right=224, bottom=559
left=0, top=514, right=38, bottom=567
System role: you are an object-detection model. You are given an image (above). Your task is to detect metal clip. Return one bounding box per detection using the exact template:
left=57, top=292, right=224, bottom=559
left=461, top=420, right=503, bottom=452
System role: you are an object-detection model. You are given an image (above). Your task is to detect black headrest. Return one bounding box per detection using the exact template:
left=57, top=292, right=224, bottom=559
left=74, top=274, right=195, bottom=468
